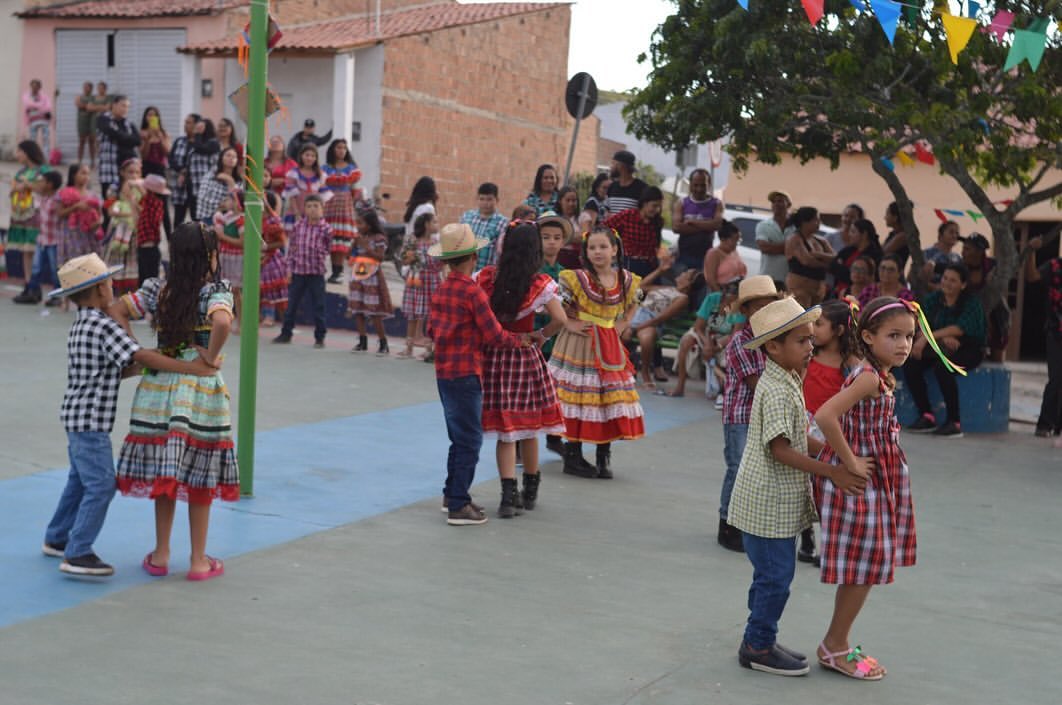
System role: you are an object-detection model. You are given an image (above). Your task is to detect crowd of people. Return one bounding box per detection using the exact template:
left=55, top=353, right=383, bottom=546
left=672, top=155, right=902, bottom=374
left=7, top=89, right=1059, bottom=682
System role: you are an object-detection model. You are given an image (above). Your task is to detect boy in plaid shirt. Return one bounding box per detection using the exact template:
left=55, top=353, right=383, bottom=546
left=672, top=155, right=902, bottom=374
left=427, top=224, right=529, bottom=526
left=16, top=170, right=63, bottom=305
left=43, top=254, right=216, bottom=576
left=727, top=298, right=865, bottom=676
left=274, top=194, right=332, bottom=347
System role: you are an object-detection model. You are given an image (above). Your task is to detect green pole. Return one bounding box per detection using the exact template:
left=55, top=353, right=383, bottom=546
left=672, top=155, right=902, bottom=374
left=237, top=0, right=269, bottom=496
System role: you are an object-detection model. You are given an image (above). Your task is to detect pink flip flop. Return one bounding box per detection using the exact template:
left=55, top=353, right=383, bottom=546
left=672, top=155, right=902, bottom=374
left=186, top=556, right=224, bottom=582
left=817, top=642, right=885, bottom=680
left=142, top=553, right=168, bottom=577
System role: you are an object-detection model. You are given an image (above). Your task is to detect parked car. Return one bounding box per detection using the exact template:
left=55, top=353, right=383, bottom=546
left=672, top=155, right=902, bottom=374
left=724, top=205, right=839, bottom=275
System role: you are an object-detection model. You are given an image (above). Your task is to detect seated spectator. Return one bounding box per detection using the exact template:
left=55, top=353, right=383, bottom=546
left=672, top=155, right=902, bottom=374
left=830, top=218, right=883, bottom=295
left=702, top=220, right=747, bottom=292
left=904, top=262, right=986, bottom=438
left=661, top=277, right=744, bottom=399
left=840, top=255, right=876, bottom=301
left=961, top=233, right=1008, bottom=361
left=857, top=254, right=913, bottom=307
left=623, top=264, right=703, bottom=389
left=921, top=220, right=963, bottom=290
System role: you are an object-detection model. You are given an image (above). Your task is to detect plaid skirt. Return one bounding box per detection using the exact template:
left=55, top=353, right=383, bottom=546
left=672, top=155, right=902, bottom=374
left=260, top=250, right=289, bottom=306
left=104, top=224, right=138, bottom=296
left=116, top=348, right=240, bottom=505
left=58, top=223, right=100, bottom=264
left=325, top=190, right=356, bottom=255
left=348, top=271, right=393, bottom=318
left=482, top=345, right=565, bottom=441
left=401, top=270, right=442, bottom=320
left=219, top=242, right=243, bottom=287
left=547, top=328, right=645, bottom=444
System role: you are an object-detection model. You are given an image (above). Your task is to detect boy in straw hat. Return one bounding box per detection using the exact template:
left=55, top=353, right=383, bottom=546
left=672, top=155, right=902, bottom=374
left=718, top=275, right=782, bottom=553
left=427, top=224, right=531, bottom=526
left=727, top=297, right=868, bottom=676
left=42, top=254, right=218, bottom=577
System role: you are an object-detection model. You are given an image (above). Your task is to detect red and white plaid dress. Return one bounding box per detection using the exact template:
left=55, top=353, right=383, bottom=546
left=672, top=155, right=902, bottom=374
left=816, top=365, right=917, bottom=585
left=475, top=268, right=565, bottom=441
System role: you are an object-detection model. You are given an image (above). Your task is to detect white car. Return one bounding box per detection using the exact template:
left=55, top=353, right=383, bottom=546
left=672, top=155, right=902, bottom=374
left=724, top=206, right=839, bottom=275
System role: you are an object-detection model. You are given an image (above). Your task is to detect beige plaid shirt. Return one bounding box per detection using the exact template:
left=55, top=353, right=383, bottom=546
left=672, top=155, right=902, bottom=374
left=727, top=358, right=817, bottom=538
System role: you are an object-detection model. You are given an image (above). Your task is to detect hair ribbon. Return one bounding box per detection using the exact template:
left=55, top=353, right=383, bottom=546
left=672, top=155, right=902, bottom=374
left=870, top=300, right=967, bottom=376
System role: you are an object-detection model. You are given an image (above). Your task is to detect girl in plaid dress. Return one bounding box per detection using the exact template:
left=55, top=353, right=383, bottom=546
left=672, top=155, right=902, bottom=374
left=322, top=139, right=363, bottom=283
left=812, top=296, right=921, bottom=679
left=475, top=222, right=567, bottom=516
left=283, top=144, right=330, bottom=233
left=259, top=192, right=289, bottom=326
left=103, top=158, right=144, bottom=295
left=348, top=208, right=393, bottom=355
left=111, top=221, right=239, bottom=582
left=397, top=212, right=442, bottom=358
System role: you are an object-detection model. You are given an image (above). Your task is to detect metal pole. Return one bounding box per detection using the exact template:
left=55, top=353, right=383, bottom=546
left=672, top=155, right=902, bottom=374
left=562, top=73, right=591, bottom=186
left=237, top=0, right=268, bottom=496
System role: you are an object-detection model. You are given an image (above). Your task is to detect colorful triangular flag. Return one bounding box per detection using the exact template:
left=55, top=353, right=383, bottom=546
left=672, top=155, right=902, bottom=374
left=870, top=0, right=903, bottom=45
left=967, top=210, right=984, bottom=222
left=881, top=157, right=895, bottom=171
left=1004, top=27, right=1049, bottom=72
left=736, top=0, right=748, bottom=10
left=848, top=0, right=865, bottom=12
left=801, top=0, right=825, bottom=24
left=896, top=151, right=915, bottom=167
left=942, top=13, right=977, bottom=64
left=986, top=10, right=1015, bottom=41
left=902, top=1, right=921, bottom=28
left=934, top=209, right=948, bottom=223
left=966, top=1, right=980, bottom=18
left=914, top=142, right=936, bottom=165
left=944, top=209, right=966, bottom=216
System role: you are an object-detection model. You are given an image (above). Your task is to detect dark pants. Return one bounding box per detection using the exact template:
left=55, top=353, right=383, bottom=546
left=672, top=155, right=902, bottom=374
left=742, top=533, right=797, bottom=650
left=160, top=194, right=173, bottom=240
left=28, top=244, right=59, bottom=291
left=437, top=375, right=484, bottom=512
left=282, top=273, right=327, bottom=342
left=173, top=201, right=190, bottom=229
left=137, top=245, right=160, bottom=285
left=904, top=342, right=984, bottom=424
left=1038, top=334, right=1062, bottom=432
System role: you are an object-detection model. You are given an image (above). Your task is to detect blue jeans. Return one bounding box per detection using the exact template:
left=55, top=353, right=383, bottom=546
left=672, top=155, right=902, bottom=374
left=437, top=376, right=483, bottom=512
left=282, top=273, right=327, bottom=341
left=742, top=533, right=798, bottom=650
left=44, top=432, right=117, bottom=558
left=28, top=244, right=59, bottom=291
left=721, top=423, right=749, bottom=520
left=29, top=121, right=50, bottom=149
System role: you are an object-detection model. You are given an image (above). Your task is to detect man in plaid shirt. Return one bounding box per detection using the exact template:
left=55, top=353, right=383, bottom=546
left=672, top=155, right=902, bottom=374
left=95, top=95, right=140, bottom=196
left=274, top=195, right=332, bottom=347
left=16, top=170, right=63, bottom=305
left=168, top=113, right=199, bottom=225
left=718, top=276, right=780, bottom=552
left=427, top=223, right=527, bottom=526
left=459, top=182, right=509, bottom=270
left=43, top=254, right=216, bottom=577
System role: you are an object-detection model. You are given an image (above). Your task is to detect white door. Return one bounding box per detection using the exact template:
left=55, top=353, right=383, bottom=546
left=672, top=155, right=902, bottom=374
left=54, top=30, right=110, bottom=162
left=114, top=29, right=187, bottom=140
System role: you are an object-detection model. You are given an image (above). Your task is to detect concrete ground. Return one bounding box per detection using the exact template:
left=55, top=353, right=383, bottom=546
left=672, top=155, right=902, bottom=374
left=1, top=279, right=1060, bottom=705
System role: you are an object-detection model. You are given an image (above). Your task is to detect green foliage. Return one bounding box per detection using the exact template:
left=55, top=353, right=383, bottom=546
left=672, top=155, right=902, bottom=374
left=637, top=160, right=666, bottom=188
left=570, top=171, right=597, bottom=206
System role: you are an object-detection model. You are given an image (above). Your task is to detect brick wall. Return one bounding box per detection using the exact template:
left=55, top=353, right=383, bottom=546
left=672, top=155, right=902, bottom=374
left=269, top=0, right=450, bottom=26
left=379, top=5, right=572, bottom=224
left=566, top=113, right=601, bottom=179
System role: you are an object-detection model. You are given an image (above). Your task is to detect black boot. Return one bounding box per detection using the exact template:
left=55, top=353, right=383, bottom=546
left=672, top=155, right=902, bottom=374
left=522, top=472, right=540, bottom=510
left=498, top=478, right=521, bottom=518
left=562, top=442, right=596, bottom=478
left=545, top=434, right=565, bottom=456
left=327, top=264, right=343, bottom=284
left=595, top=443, right=613, bottom=479
left=14, top=287, right=41, bottom=304
left=798, top=528, right=817, bottom=564
left=352, top=335, right=368, bottom=353
left=376, top=338, right=389, bottom=357
left=717, top=518, right=745, bottom=553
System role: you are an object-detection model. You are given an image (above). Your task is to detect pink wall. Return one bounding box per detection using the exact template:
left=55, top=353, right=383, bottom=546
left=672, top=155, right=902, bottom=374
left=17, top=15, right=232, bottom=130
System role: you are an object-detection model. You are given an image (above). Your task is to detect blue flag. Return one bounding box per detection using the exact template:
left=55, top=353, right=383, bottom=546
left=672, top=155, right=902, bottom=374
left=870, top=0, right=902, bottom=45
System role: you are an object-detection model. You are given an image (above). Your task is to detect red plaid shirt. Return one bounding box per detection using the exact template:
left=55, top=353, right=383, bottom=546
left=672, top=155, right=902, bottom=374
left=37, top=192, right=62, bottom=247
left=427, top=271, right=522, bottom=379
left=722, top=326, right=766, bottom=426
left=287, top=217, right=333, bottom=275
left=604, top=208, right=660, bottom=260
left=136, top=192, right=164, bottom=246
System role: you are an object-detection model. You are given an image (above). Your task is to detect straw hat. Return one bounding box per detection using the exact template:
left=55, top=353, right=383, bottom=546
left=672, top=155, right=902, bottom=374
left=48, top=253, right=122, bottom=300
left=537, top=210, right=574, bottom=241
left=142, top=174, right=171, bottom=196
left=734, top=275, right=782, bottom=308
left=744, top=298, right=822, bottom=350
left=767, top=190, right=792, bottom=205
left=428, top=223, right=488, bottom=260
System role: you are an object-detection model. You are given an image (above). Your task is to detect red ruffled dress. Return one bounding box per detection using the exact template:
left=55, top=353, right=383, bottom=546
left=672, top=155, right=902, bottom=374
left=816, top=365, right=917, bottom=584
left=475, top=267, right=566, bottom=441
left=322, top=162, right=362, bottom=256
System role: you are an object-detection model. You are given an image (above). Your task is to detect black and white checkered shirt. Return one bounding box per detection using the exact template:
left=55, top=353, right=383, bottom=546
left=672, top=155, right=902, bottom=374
left=96, top=112, right=140, bottom=194
left=169, top=136, right=191, bottom=206
left=60, top=308, right=141, bottom=433
left=187, top=138, right=220, bottom=199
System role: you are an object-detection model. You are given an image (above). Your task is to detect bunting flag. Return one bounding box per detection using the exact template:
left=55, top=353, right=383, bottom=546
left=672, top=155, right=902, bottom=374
left=902, top=1, right=920, bottom=28
left=1004, top=26, right=1049, bottom=71
left=977, top=118, right=991, bottom=134
left=944, top=209, right=966, bottom=216
left=986, top=10, right=1015, bottom=41
left=934, top=209, right=948, bottom=222
left=881, top=157, right=895, bottom=171
left=942, top=13, right=978, bottom=64
left=848, top=0, right=864, bottom=11
left=896, top=150, right=915, bottom=167
left=736, top=0, right=748, bottom=9
left=914, top=142, right=936, bottom=165
left=967, top=210, right=984, bottom=222
left=966, top=1, right=980, bottom=18
left=870, top=0, right=902, bottom=45
left=801, top=0, right=825, bottom=24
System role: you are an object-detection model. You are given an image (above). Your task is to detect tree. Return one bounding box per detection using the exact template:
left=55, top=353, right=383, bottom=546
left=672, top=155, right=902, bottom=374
left=625, top=0, right=1062, bottom=305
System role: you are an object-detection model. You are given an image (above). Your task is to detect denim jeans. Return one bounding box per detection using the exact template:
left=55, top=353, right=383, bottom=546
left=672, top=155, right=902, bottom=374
left=282, top=273, right=327, bottom=341
left=742, top=533, right=798, bottom=650
left=721, top=423, right=749, bottom=520
left=28, top=244, right=59, bottom=291
left=29, top=121, right=50, bottom=149
left=44, top=432, right=117, bottom=558
left=437, top=375, right=484, bottom=512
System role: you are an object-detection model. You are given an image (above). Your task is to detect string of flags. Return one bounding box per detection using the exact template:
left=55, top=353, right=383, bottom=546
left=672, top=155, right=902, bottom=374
left=735, top=1, right=1054, bottom=72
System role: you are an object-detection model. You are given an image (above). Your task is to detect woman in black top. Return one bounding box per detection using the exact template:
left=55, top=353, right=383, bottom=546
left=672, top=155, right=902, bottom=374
left=784, top=206, right=834, bottom=306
